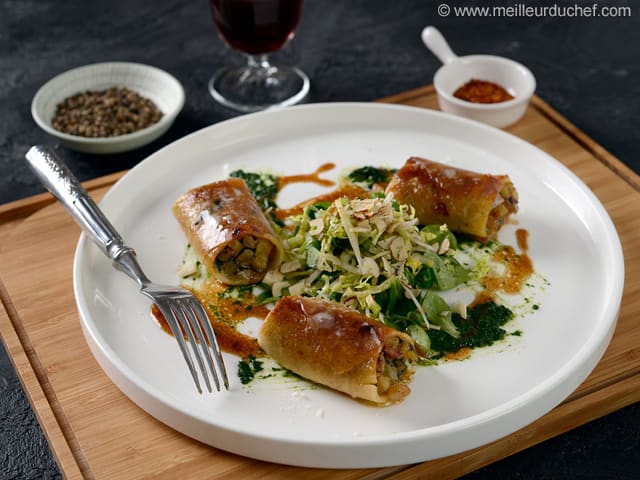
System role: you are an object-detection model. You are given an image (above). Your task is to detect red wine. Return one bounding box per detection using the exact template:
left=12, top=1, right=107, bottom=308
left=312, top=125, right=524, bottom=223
left=210, top=0, right=303, bottom=55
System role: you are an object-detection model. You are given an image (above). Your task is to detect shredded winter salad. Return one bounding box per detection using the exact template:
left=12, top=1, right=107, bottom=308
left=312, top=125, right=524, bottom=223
left=260, top=193, right=474, bottom=355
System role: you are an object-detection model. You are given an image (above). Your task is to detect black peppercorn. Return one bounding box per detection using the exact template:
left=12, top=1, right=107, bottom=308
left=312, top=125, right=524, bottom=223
left=52, top=87, right=163, bottom=138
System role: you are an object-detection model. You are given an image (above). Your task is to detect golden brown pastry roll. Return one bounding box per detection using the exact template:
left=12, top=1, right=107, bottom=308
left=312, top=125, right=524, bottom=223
left=385, top=157, right=518, bottom=241
left=258, top=296, right=418, bottom=405
left=173, top=178, right=284, bottom=285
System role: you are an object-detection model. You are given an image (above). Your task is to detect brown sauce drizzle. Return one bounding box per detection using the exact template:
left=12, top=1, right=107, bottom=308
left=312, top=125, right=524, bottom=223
left=275, top=183, right=369, bottom=219
left=481, top=228, right=533, bottom=295
left=278, top=162, right=336, bottom=190
left=152, top=281, right=268, bottom=358
left=444, top=347, right=472, bottom=361
left=470, top=289, right=496, bottom=307
left=516, top=227, right=529, bottom=252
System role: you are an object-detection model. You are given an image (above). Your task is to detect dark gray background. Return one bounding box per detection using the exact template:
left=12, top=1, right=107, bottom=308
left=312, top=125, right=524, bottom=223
left=1, top=0, right=639, bottom=478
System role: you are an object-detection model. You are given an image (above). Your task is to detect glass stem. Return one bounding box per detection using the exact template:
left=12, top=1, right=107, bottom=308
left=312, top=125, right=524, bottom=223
left=246, top=54, right=276, bottom=78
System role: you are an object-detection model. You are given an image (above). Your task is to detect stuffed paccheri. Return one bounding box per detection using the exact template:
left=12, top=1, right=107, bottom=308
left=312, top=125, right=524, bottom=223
left=262, top=192, right=471, bottom=356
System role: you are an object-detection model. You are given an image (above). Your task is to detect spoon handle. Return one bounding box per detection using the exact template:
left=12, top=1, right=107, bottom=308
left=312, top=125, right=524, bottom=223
left=421, top=26, right=458, bottom=65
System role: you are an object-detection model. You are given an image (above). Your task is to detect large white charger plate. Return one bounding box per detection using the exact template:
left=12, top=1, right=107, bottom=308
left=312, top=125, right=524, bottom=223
left=73, top=103, right=624, bottom=468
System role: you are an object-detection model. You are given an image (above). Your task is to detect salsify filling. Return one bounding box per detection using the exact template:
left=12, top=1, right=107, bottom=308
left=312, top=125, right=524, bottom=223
left=215, top=235, right=276, bottom=282
left=486, top=182, right=519, bottom=237
left=377, top=336, right=418, bottom=401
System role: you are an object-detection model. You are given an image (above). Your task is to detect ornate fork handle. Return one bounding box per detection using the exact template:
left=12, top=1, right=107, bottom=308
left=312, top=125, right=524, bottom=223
left=25, top=145, right=149, bottom=287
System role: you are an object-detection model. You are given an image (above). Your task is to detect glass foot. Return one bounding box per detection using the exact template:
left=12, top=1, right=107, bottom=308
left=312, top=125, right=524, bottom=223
left=209, top=60, right=310, bottom=113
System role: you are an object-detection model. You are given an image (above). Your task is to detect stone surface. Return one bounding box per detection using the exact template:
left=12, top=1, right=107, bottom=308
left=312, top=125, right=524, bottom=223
left=1, top=0, right=638, bottom=478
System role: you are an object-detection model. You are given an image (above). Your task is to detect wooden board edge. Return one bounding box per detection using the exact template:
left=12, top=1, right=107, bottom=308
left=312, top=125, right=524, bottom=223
left=376, top=84, right=436, bottom=105
left=0, top=276, right=89, bottom=480
left=0, top=171, right=125, bottom=225
left=384, top=372, right=640, bottom=480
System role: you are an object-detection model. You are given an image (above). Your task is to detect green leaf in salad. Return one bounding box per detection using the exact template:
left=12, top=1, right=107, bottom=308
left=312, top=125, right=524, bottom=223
left=423, top=250, right=469, bottom=291
left=407, top=324, right=431, bottom=354
left=414, top=265, right=435, bottom=289
left=379, top=277, right=404, bottom=315
left=421, top=224, right=458, bottom=250
left=421, top=291, right=460, bottom=338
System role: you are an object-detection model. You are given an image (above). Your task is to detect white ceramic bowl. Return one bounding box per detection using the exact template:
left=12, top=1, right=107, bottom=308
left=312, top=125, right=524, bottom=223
left=422, top=27, right=536, bottom=128
left=31, top=62, right=185, bottom=154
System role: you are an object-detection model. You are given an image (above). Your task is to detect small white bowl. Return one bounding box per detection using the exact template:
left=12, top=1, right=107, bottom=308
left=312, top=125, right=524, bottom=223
left=31, top=62, right=185, bottom=154
left=422, top=26, right=536, bottom=128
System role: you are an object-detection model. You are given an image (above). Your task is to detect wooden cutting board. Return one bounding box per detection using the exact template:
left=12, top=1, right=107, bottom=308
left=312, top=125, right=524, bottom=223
left=1, top=86, right=639, bottom=480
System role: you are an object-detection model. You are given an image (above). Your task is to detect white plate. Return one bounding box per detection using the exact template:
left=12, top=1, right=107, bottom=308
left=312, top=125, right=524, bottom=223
left=73, top=103, right=623, bottom=468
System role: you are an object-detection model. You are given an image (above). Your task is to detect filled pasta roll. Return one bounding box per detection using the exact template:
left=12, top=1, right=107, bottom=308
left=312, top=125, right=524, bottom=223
left=386, top=157, right=518, bottom=241
left=173, top=178, right=284, bottom=285
left=258, top=296, right=418, bottom=405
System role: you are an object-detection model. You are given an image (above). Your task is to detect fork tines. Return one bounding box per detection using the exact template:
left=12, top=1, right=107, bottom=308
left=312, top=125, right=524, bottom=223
left=158, top=298, right=229, bottom=393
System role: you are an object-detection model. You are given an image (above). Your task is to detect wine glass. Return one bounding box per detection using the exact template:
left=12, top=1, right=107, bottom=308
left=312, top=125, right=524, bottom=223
left=208, top=0, right=310, bottom=112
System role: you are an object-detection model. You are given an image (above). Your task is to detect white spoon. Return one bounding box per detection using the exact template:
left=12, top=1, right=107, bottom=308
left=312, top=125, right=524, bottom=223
left=421, top=26, right=458, bottom=65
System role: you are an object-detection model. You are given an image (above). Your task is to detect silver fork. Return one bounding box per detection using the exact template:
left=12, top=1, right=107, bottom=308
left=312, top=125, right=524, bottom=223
left=25, top=145, right=228, bottom=393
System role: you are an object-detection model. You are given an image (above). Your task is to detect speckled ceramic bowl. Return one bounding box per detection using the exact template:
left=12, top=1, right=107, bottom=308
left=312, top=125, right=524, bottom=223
left=31, top=62, right=185, bottom=154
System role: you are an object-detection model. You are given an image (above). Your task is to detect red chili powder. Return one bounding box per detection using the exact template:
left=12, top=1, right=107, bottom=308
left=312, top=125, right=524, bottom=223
left=453, top=79, right=514, bottom=104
